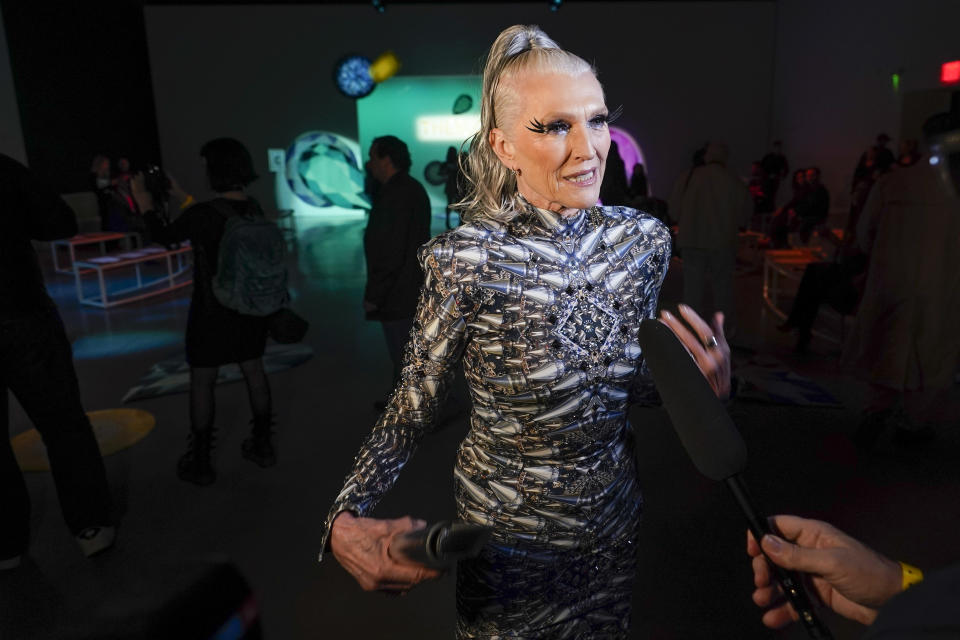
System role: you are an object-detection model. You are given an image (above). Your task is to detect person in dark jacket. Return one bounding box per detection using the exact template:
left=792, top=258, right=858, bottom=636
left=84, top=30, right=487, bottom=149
left=598, top=139, right=630, bottom=206
left=362, top=136, right=432, bottom=401
left=131, top=138, right=275, bottom=486
left=852, top=134, right=896, bottom=189
left=770, top=167, right=830, bottom=247
left=628, top=162, right=648, bottom=200
left=0, top=154, right=114, bottom=567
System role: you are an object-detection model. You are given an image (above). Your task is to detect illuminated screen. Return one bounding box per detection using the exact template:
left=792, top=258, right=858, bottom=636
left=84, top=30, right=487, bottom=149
left=274, top=131, right=368, bottom=221
left=357, top=75, right=481, bottom=213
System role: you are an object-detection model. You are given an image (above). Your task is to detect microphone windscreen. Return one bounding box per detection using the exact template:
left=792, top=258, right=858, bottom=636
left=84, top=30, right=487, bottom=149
left=638, top=319, right=746, bottom=481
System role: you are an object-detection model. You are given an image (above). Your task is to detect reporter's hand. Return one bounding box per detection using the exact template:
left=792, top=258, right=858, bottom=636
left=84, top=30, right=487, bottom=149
left=130, top=172, right=154, bottom=213
left=658, top=305, right=731, bottom=400
left=747, top=515, right=903, bottom=627
left=329, top=512, right=443, bottom=594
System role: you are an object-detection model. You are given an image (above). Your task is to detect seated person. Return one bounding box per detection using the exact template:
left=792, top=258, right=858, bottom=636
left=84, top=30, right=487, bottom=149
left=769, top=169, right=807, bottom=248
left=776, top=232, right=866, bottom=353
left=770, top=167, right=830, bottom=248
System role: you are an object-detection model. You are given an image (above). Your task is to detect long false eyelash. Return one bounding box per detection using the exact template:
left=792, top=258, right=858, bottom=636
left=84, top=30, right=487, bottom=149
left=527, top=106, right=622, bottom=133
left=526, top=118, right=547, bottom=134
left=606, top=105, right=624, bottom=125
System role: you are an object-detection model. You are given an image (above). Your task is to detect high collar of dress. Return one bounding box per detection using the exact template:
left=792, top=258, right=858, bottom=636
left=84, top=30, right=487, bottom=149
left=517, top=196, right=588, bottom=236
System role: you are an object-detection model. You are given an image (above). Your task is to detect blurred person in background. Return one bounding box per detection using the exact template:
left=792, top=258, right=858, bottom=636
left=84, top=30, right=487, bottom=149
left=671, top=141, right=752, bottom=335
left=132, top=138, right=279, bottom=485
left=1, top=153, right=115, bottom=567
left=845, top=122, right=960, bottom=449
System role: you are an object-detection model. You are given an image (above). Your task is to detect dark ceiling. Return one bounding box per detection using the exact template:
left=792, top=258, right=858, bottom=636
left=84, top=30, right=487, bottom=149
left=144, top=0, right=772, bottom=4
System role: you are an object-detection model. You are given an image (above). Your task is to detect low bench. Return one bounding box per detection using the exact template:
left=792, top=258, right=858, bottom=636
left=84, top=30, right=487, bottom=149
left=50, top=231, right=140, bottom=274
left=73, top=244, right=192, bottom=308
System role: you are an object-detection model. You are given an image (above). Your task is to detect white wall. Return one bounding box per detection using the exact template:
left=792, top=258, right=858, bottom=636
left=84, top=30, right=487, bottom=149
left=0, top=4, right=26, bottom=164
left=144, top=2, right=777, bottom=207
left=772, top=0, right=960, bottom=208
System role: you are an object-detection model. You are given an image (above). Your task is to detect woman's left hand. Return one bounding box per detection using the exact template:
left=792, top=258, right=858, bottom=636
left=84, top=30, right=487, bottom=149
left=658, top=304, right=731, bottom=400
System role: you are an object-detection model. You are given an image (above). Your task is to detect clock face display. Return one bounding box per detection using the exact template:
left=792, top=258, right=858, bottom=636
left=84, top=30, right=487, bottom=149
left=335, top=55, right=375, bottom=98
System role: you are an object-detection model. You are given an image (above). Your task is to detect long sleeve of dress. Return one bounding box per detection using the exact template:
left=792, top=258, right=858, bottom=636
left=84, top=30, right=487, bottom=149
left=319, top=235, right=476, bottom=558
left=629, top=219, right=672, bottom=406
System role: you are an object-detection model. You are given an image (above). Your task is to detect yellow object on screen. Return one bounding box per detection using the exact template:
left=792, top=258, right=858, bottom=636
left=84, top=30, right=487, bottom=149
left=370, top=51, right=401, bottom=83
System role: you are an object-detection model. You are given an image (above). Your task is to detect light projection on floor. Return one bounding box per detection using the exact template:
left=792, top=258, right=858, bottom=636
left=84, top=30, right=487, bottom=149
left=72, top=330, right=182, bottom=360
left=274, top=131, right=369, bottom=221
left=357, top=75, right=481, bottom=215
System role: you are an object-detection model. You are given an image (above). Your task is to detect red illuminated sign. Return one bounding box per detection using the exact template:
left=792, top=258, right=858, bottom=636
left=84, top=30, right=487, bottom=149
left=942, top=61, right=960, bottom=84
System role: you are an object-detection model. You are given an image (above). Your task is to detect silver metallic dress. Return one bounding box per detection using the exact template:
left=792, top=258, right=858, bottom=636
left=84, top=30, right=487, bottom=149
left=322, top=204, right=672, bottom=638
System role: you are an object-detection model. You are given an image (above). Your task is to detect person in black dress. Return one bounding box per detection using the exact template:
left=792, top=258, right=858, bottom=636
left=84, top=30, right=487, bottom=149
left=132, top=138, right=275, bottom=485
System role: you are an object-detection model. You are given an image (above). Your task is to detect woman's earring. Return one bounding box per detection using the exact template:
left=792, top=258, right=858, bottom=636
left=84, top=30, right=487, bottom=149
left=513, top=167, right=522, bottom=177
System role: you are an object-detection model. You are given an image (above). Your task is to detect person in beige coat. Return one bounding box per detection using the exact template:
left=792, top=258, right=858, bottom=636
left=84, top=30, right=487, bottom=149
left=670, top=142, right=752, bottom=333
left=845, top=160, right=960, bottom=448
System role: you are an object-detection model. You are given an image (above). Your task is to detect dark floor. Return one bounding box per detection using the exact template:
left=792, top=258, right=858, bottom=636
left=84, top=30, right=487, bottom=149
left=2, top=213, right=958, bottom=639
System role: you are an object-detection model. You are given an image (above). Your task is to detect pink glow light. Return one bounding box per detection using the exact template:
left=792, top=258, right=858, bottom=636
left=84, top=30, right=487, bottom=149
left=609, top=126, right=647, bottom=186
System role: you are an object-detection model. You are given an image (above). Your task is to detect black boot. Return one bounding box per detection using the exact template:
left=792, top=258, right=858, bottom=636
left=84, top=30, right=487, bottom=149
left=177, top=427, right=216, bottom=485
left=242, top=416, right=276, bottom=468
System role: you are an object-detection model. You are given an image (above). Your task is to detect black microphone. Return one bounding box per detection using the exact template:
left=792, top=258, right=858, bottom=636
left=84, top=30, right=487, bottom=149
left=638, top=319, right=833, bottom=639
left=388, top=520, right=492, bottom=570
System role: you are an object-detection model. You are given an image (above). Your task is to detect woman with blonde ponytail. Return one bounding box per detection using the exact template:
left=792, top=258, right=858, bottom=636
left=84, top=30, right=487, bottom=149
left=322, top=24, right=732, bottom=637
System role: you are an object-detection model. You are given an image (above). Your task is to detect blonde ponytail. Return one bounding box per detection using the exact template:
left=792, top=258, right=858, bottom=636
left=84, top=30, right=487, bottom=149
left=456, top=25, right=595, bottom=224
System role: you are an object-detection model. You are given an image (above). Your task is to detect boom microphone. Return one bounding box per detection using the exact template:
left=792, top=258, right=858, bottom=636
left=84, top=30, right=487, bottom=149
left=637, top=319, right=833, bottom=639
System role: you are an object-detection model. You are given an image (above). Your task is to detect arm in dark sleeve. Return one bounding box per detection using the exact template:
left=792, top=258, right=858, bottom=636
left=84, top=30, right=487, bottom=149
left=143, top=206, right=194, bottom=246
left=363, top=185, right=417, bottom=306
left=4, top=155, right=79, bottom=240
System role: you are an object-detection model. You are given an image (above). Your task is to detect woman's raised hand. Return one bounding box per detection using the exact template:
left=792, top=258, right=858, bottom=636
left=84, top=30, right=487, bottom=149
left=329, top=512, right=443, bottom=594
left=658, top=304, right=732, bottom=400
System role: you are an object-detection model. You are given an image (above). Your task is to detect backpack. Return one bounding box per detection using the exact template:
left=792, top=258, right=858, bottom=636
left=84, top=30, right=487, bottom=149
left=208, top=200, right=289, bottom=316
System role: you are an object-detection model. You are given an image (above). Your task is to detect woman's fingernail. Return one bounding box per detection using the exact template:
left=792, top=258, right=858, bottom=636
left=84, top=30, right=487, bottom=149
left=763, top=535, right=782, bottom=553
left=678, top=304, right=689, bottom=312
left=662, top=310, right=673, bottom=320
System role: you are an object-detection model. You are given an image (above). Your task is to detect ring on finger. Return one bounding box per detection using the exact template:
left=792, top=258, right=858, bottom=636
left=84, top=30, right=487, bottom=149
left=705, top=335, right=719, bottom=349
